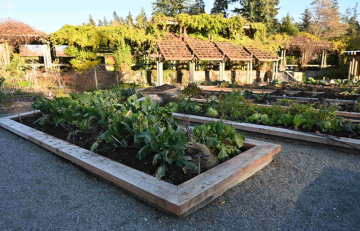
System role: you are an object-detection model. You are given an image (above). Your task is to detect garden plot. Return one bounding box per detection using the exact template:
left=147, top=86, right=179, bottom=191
left=168, top=89, right=360, bottom=150
left=0, top=111, right=280, bottom=218
left=0, top=89, right=281, bottom=218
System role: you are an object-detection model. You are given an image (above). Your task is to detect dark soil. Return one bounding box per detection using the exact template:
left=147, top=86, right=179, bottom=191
left=140, top=84, right=176, bottom=93
left=18, top=113, right=239, bottom=185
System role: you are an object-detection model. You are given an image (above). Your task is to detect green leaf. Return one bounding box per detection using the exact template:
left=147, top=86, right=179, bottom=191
left=233, top=133, right=245, bottom=148
left=33, top=116, right=47, bottom=125
left=137, top=145, right=152, bottom=160
left=154, top=164, right=167, bottom=179
left=205, top=137, right=220, bottom=148
left=152, top=154, right=161, bottom=166
left=218, top=146, right=230, bottom=162
left=90, top=142, right=99, bottom=152
left=214, top=121, right=224, bottom=136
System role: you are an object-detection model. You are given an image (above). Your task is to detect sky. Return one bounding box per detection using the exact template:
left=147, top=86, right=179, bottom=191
left=0, top=0, right=358, bottom=33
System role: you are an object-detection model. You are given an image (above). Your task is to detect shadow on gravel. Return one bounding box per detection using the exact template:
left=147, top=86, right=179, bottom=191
left=287, top=167, right=360, bottom=229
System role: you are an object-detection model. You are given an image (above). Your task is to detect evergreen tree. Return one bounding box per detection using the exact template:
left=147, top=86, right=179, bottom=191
left=103, top=16, right=109, bottom=26
left=126, top=12, right=134, bottom=28
left=343, top=3, right=360, bottom=36
left=279, top=13, right=300, bottom=35
left=98, top=19, right=104, bottom=27
left=299, top=7, right=312, bottom=32
left=188, top=0, right=205, bottom=15
left=152, top=0, right=193, bottom=17
left=231, top=0, right=280, bottom=33
left=119, top=17, right=126, bottom=24
left=136, top=8, right=148, bottom=29
left=211, top=0, right=229, bottom=17
left=113, top=11, right=121, bottom=23
left=89, top=15, right=96, bottom=26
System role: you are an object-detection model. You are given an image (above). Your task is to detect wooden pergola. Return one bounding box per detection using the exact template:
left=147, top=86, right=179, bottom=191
left=156, top=32, right=281, bottom=85
left=281, top=36, right=332, bottom=71
left=344, top=51, right=360, bottom=80
left=215, top=42, right=253, bottom=83
left=244, top=46, right=280, bottom=81
left=0, top=18, right=48, bottom=68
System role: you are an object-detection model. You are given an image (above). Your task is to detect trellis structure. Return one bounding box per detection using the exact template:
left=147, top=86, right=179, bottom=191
left=244, top=46, right=280, bottom=81
left=345, top=51, right=360, bottom=80
left=155, top=32, right=281, bottom=85
left=281, top=36, right=332, bottom=71
left=215, top=42, right=252, bottom=83
left=185, top=37, right=224, bottom=81
left=0, top=18, right=49, bottom=69
left=156, top=33, right=193, bottom=85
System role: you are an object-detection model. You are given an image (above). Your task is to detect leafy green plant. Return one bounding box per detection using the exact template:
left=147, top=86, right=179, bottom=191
left=219, top=82, right=230, bottom=88
left=277, top=114, right=293, bottom=126
left=193, top=121, right=245, bottom=162
left=206, top=107, right=219, bottom=117
left=138, top=124, right=197, bottom=179
left=278, top=99, right=291, bottom=105
left=181, top=82, right=202, bottom=97
left=293, top=115, right=306, bottom=130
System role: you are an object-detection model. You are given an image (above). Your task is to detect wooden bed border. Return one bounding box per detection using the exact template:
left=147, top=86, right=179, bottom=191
left=0, top=112, right=281, bottom=218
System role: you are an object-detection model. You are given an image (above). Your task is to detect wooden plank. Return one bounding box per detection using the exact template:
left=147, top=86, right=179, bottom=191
left=177, top=143, right=280, bottom=216
left=173, top=113, right=360, bottom=150
left=140, top=87, right=180, bottom=95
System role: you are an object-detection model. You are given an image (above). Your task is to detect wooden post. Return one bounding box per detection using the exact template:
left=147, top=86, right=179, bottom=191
left=354, top=60, right=358, bottom=81
left=189, top=61, right=195, bottom=82
left=246, top=61, right=250, bottom=84
left=94, top=68, right=98, bottom=90
left=219, top=61, right=224, bottom=81
left=250, top=56, right=253, bottom=83
left=348, top=57, right=353, bottom=80
left=320, top=51, right=324, bottom=70
left=275, top=61, right=279, bottom=79
left=116, top=73, right=119, bottom=87
left=157, top=60, right=163, bottom=86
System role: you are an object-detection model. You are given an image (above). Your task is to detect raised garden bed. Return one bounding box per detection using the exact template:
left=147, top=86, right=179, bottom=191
left=172, top=113, right=360, bottom=151
left=138, top=84, right=180, bottom=95
left=0, top=111, right=281, bottom=218
left=183, top=97, right=360, bottom=119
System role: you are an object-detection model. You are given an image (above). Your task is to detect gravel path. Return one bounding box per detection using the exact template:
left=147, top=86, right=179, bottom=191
left=1, top=113, right=360, bottom=230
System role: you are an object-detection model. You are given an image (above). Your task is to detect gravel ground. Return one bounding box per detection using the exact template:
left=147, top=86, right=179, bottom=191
left=1, top=113, right=360, bottom=230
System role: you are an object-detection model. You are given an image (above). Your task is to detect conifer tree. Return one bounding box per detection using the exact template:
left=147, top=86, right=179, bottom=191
left=343, top=3, right=360, bottom=36
left=126, top=12, right=134, bottom=28
left=211, top=0, right=229, bottom=17
left=136, top=8, right=148, bottom=29
left=299, top=7, right=312, bottom=32
left=89, top=15, right=96, bottom=26
left=113, top=11, right=121, bottom=23
left=152, top=0, right=193, bottom=17
left=98, top=19, right=103, bottom=27
left=279, top=13, right=300, bottom=35
left=188, top=0, right=205, bottom=15
left=103, top=16, right=109, bottom=26
left=231, top=0, right=280, bottom=33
